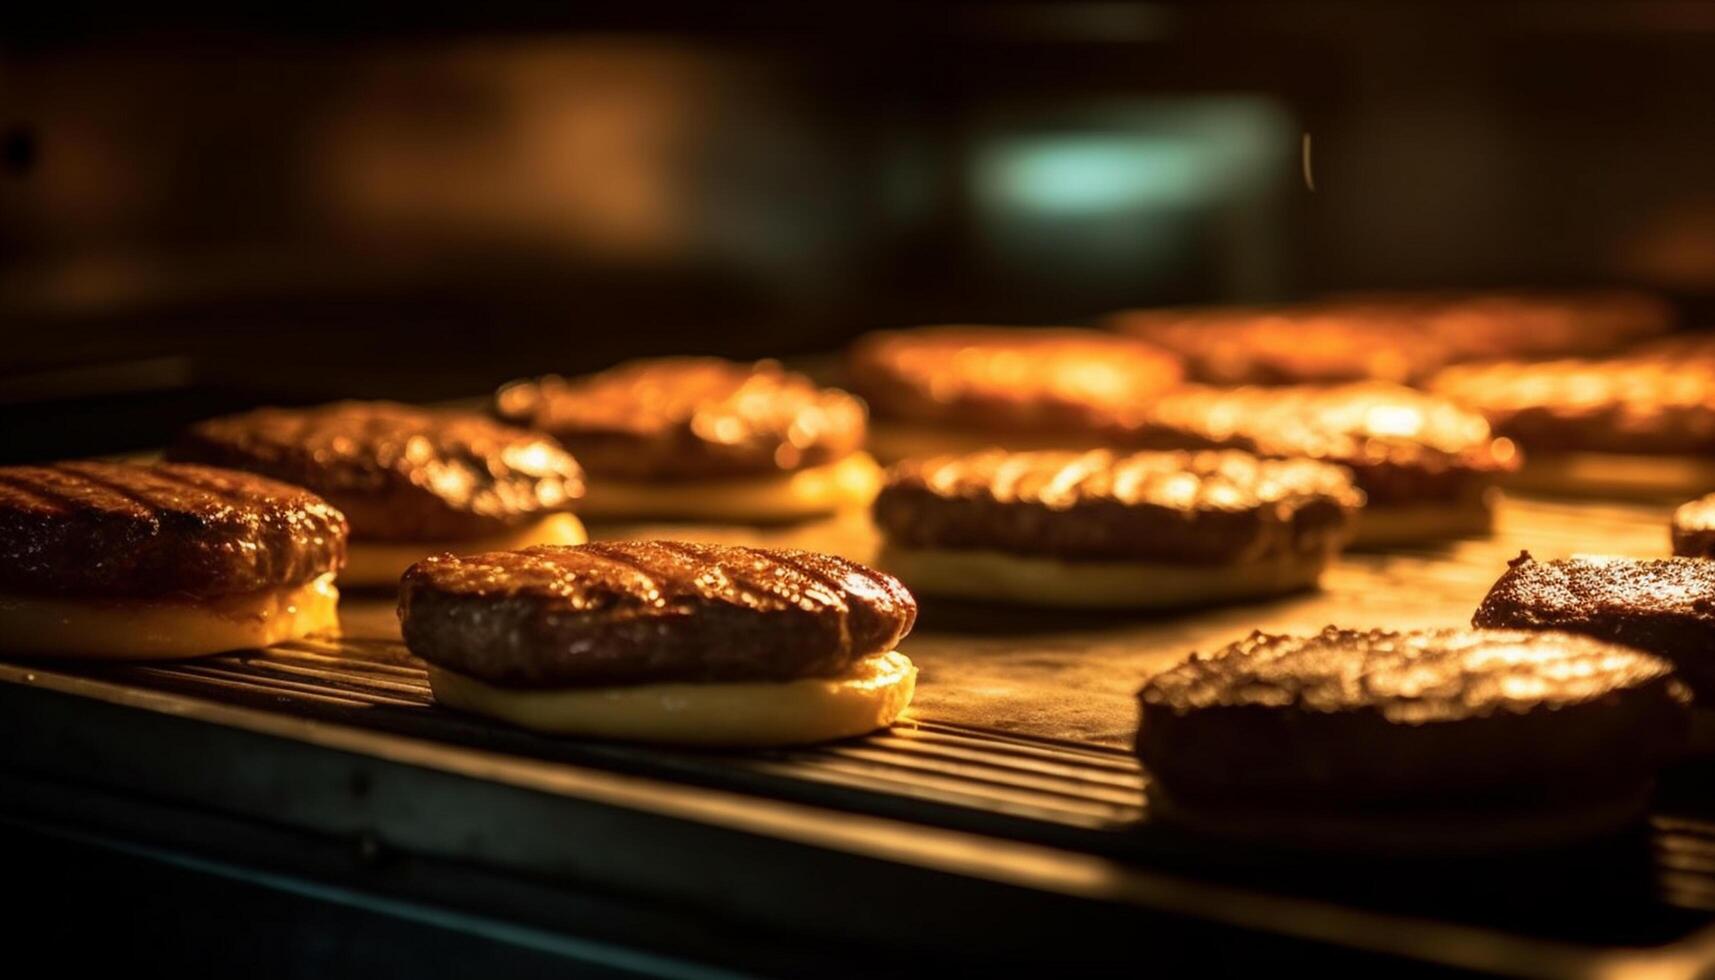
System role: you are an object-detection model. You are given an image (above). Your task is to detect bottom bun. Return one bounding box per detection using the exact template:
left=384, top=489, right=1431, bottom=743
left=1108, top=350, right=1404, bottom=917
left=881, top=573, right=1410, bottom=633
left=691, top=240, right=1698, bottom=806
left=1350, top=497, right=1498, bottom=549
left=0, top=573, right=340, bottom=659
left=428, top=649, right=917, bottom=746
left=578, top=453, right=882, bottom=523
left=1146, top=782, right=1653, bottom=856
left=343, top=513, right=588, bottom=588
left=1506, top=451, right=1715, bottom=501
left=875, top=544, right=1330, bottom=610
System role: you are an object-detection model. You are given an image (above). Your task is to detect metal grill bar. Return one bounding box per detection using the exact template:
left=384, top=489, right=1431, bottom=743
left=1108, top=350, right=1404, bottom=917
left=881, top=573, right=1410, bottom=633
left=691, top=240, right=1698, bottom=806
left=75, top=640, right=1154, bottom=832
left=21, top=631, right=1715, bottom=961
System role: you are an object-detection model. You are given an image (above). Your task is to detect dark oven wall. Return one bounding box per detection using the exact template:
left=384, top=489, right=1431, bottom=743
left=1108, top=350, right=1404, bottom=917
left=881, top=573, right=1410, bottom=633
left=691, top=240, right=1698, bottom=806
left=3, top=2, right=1715, bottom=460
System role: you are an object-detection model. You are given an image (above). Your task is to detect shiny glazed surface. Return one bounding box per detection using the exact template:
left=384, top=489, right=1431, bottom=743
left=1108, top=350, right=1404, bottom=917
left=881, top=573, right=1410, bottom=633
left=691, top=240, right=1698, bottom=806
left=172, top=400, right=583, bottom=541
left=1116, top=382, right=1518, bottom=505
left=495, top=358, right=866, bottom=480
left=874, top=448, right=1361, bottom=562
left=0, top=461, right=348, bottom=598
left=399, top=540, right=916, bottom=687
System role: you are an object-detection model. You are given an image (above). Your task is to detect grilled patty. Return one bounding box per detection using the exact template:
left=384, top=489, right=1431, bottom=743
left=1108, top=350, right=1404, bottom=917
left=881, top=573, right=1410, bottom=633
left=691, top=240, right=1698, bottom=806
left=1109, top=303, right=1444, bottom=385
left=1429, top=340, right=1715, bottom=455
left=1474, top=552, right=1715, bottom=699
left=1138, top=626, right=1688, bottom=810
left=0, top=461, right=347, bottom=599
left=873, top=449, right=1361, bottom=563
left=1673, top=494, right=1715, bottom=557
left=1109, top=290, right=1670, bottom=386
left=399, top=541, right=917, bottom=687
left=1114, top=382, right=1518, bottom=506
left=495, top=358, right=866, bottom=481
left=844, top=326, right=1183, bottom=434
left=170, top=401, right=582, bottom=542
left=1354, top=289, right=1673, bottom=362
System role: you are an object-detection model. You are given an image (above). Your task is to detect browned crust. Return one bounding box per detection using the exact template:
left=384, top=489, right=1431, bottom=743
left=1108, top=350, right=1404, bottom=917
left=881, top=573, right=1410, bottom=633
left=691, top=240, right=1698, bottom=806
left=1137, top=626, right=1688, bottom=810
left=844, top=326, right=1183, bottom=434
left=495, top=358, right=866, bottom=481
left=1473, top=551, right=1715, bottom=700
left=1430, top=342, right=1715, bottom=455
left=873, top=449, right=1361, bottom=563
left=170, top=401, right=583, bottom=542
left=0, top=461, right=348, bottom=599
left=398, top=541, right=916, bottom=687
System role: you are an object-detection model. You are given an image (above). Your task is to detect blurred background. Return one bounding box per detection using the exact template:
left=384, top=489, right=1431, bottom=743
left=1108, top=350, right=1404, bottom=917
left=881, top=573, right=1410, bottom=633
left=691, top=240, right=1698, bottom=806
left=6, top=1, right=1715, bottom=460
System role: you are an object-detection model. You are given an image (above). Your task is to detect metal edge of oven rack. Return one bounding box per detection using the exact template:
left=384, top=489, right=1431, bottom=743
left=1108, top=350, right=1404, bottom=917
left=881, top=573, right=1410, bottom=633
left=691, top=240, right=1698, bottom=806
left=0, top=664, right=1710, bottom=980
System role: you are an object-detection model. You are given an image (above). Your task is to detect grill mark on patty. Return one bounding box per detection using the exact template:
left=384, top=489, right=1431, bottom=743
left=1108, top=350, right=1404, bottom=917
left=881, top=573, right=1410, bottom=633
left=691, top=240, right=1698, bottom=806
left=572, top=542, right=670, bottom=603
left=0, top=461, right=347, bottom=599
left=398, top=542, right=915, bottom=687
left=135, top=462, right=261, bottom=506
left=772, top=549, right=859, bottom=651
left=0, top=470, right=91, bottom=512
left=62, top=462, right=234, bottom=518
left=2, top=464, right=156, bottom=517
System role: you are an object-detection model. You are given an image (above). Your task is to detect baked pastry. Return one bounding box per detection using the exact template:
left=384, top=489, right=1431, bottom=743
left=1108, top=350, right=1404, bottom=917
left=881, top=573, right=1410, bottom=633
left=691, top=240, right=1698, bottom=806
left=844, top=326, right=1183, bottom=460
left=1109, top=290, right=1672, bottom=386
left=871, top=449, right=1361, bottom=608
left=1115, top=382, right=1519, bottom=547
left=400, top=541, right=918, bottom=745
left=1474, top=552, right=1715, bottom=702
left=496, top=358, right=878, bottom=522
left=0, top=461, right=347, bottom=657
left=1137, top=627, right=1689, bottom=852
left=170, top=401, right=585, bottom=588
left=1673, top=494, right=1715, bottom=557
left=1428, top=340, right=1715, bottom=498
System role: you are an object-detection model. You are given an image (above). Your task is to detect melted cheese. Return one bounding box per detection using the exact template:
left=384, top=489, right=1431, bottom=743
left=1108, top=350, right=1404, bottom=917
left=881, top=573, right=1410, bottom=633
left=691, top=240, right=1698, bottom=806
left=578, top=452, right=881, bottom=523
left=0, top=573, right=339, bottom=659
left=866, top=422, right=1111, bottom=463
left=876, top=544, right=1330, bottom=609
left=1508, top=451, right=1715, bottom=501
left=342, top=512, right=588, bottom=588
left=428, top=650, right=917, bottom=747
